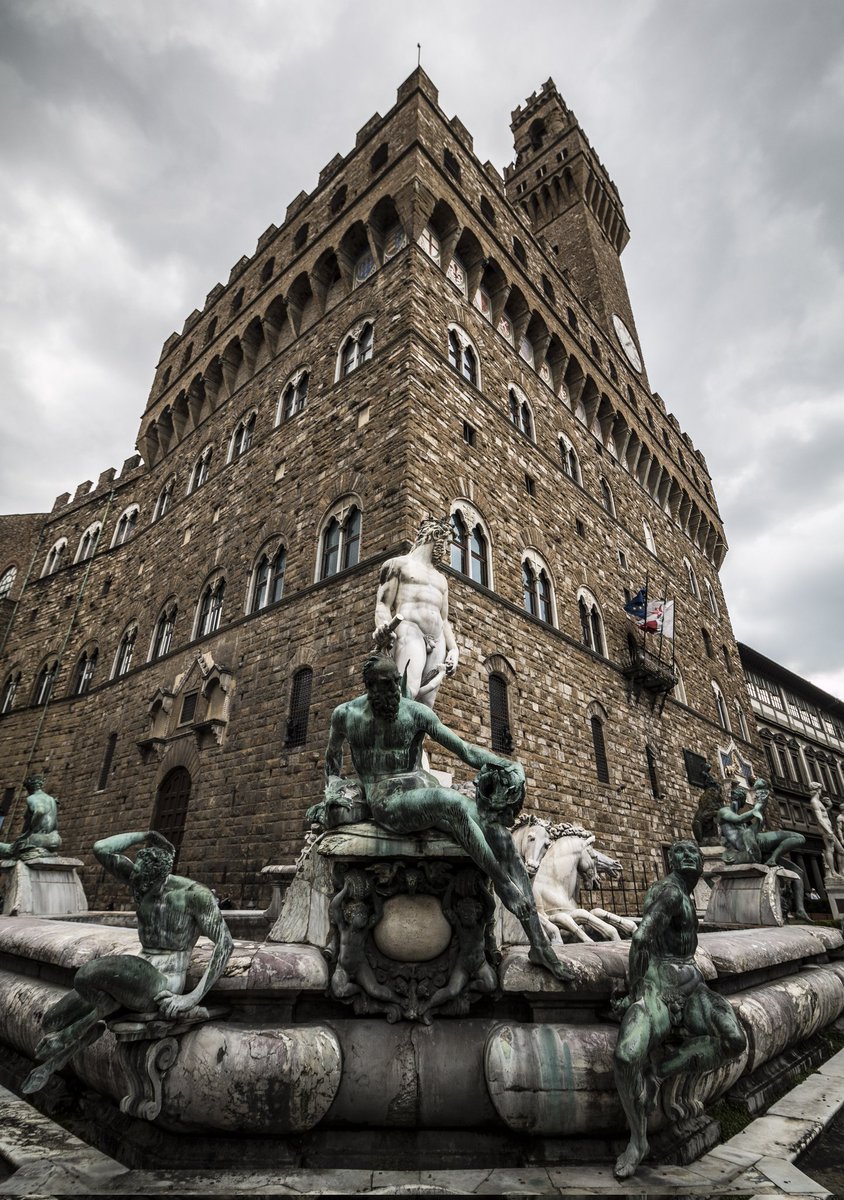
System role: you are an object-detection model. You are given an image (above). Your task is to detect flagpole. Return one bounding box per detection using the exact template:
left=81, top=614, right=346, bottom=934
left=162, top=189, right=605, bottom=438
left=642, top=571, right=649, bottom=655
left=656, top=576, right=668, bottom=665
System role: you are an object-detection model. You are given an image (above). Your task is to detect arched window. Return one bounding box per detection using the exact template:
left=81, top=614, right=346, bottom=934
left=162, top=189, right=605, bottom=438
left=1, top=671, right=21, bottom=714
left=578, top=590, right=605, bottom=656
left=418, top=226, right=441, bottom=264
left=287, top=667, right=313, bottom=747
left=600, top=477, right=615, bottom=517
left=33, top=659, right=58, bottom=705
left=645, top=744, right=661, bottom=798
left=338, top=321, right=374, bottom=378
left=722, top=644, right=733, bottom=674
left=251, top=545, right=286, bottom=612
left=150, top=603, right=177, bottom=660
left=489, top=673, right=513, bottom=753
left=71, top=648, right=98, bottom=695
left=642, top=518, right=656, bottom=555
left=712, top=681, right=731, bottom=732
left=319, top=504, right=362, bottom=580
left=470, top=525, right=489, bottom=586
left=591, top=714, right=610, bottom=783
left=152, top=479, right=174, bottom=522
left=522, top=553, right=554, bottom=625
left=111, top=506, right=139, bottom=549
left=0, top=566, right=17, bottom=599
left=673, top=664, right=688, bottom=705
left=508, top=388, right=533, bottom=439
left=229, top=412, right=256, bottom=462
left=559, top=437, right=581, bottom=485
left=702, top=627, right=714, bottom=658
left=196, top=579, right=225, bottom=637
left=353, top=248, right=376, bottom=287
left=447, top=328, right=479, bottom=386
left=450, top=506, right=490, bottom=587
left=74, top=523, right=101, bottom=564
left=735, top=701, right=750, bottom=741
left=188, top=446, right=212, bottom=494
left=705, top=580, right=720, bottom=618
left=450, top=511, right=468, bottom=574
left=113, top=626, right=137, bottom=678
left=42, top=539, right=67, bottom=577
left=277, top=369, right=309, bottom=424
left=684, top=557, right=699, bottom=599
left=151, top=766, right=192, bottom=865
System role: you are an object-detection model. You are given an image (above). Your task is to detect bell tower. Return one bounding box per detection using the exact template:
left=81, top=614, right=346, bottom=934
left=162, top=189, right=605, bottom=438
left=505, top=80, right=645, bottom=379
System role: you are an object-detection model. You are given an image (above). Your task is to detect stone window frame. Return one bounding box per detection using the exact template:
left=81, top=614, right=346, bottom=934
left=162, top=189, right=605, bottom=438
left=316, top=496, right=363, bottom=583
left=41, top=537, right=67, bottom=578
left=275, top=367, right=310, bottom=426
left=0, top=565, right=16, bottom=599
left=705, top=579, right=720, bottom=619
left=507, top=384, right=534, bottom=442
left=417, top=225, right=441, bottom=265
left=587, top=700, right=611, bottom=785
left=672, top=662, right=688, bottom=705
left=32, top=656, right=59, bottom=706
left=446, top=324, right=481, bottom=390
left=112, top=621, right=139, bottom=680
left=712, top=680, right=731, bottom=732
left=683, top=556, right=700, bottom=600
left=249, top=539, right=287, bottom=612
left=336, top=318, right=375, bottom=382
left=152, top=477, right=175, bottom=523
left=227, top=408, right=257, bottom=464
left=187, top=445, right=213, bottom=495
left=599, top=475, right=616, bottom=518
left=577, top=586, right=606, bottom=657
left=74, top=522, right=102, bottom=564
left=449, top=498, right=494, bottom=591
left=734, top=700, right=750, bottom=741
left=70, top=643, right=99, bottom=696
left=559, top=434, right=582, bottom=486
left=642, top=517, right=657, bottom=557
left=1, top=667, right=22, bottom=714
left=521, top=548, right=556, bottom=627
left=148, top=597, right=178, bottom=662
left=194, top=574, right=227, bottom=640
left=110, top=505, right=140, bottom=550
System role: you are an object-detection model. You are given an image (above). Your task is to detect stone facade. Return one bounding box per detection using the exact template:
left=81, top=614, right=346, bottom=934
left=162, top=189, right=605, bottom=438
left=739, top=641, right=844, bottom=897
left=0, top=69, right=757, bottom=906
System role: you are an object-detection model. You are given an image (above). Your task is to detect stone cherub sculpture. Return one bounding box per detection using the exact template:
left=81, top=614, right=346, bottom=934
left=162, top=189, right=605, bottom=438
left=613, top=840, right=747, bottom=1180
left=717, top=778, right=809, bottom=920
left=0, top=775, right=62, bottom=861
left=418, top=868, right=497, bottom=1020
left=324, top=653, right=572, bottom=984
left=808, top=780, right=844, bottom=879
left=328, top=867, right=400, bottom=1019
left=23, top=830, right=233, bottom=1095
left=373, top=517, right=458, bottom=710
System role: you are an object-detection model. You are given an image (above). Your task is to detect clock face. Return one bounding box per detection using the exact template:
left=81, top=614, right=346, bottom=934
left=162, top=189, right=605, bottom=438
left=612, top=314, right=642, bottom=373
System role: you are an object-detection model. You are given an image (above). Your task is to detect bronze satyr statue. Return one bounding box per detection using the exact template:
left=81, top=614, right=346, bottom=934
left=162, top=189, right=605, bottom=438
left=324, top=654, right=572, bottom=983
left=613, top=840, right=746, bottom=1180
left=23, top=830, right=233, bottom=1095
left=0, top=775, right=62, bottom=860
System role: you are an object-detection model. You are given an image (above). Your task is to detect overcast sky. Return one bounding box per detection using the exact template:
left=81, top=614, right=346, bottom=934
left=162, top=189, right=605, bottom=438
left=1, top=0, right=842, bottom=698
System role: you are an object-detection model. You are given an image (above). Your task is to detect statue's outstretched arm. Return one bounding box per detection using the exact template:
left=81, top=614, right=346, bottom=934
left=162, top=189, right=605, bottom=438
left=426, top=710, right=508, bottom=770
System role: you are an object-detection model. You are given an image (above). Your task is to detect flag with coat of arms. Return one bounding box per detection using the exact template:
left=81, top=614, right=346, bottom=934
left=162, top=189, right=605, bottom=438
left=623, top=588, right=675, bottom=638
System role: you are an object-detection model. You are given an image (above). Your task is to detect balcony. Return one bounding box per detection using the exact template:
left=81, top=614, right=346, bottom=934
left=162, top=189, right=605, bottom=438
left=622, top=645, right=678, bottom=712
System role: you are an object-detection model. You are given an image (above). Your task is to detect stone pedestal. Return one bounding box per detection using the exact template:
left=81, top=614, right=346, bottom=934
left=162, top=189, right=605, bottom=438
left=825, top=875, right=844, bottom=921
left=693, top=845, right=725, bottom=916
left=0, top=856, right=87, bottom=916
left=260, top=863, right=298, bottom=925
left=704, top=862, right=799, bottom=927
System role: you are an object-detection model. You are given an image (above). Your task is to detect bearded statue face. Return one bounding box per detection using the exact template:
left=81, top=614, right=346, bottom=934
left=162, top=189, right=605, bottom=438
left=365, top=665, right=402, bottom=720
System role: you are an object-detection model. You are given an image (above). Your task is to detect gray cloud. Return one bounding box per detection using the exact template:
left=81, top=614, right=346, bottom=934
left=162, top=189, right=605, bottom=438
left=1, top=0, right=842, bottom=694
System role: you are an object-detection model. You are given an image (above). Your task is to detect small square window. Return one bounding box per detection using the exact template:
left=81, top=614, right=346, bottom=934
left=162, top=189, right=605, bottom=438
left=179, top=691, right=198, bottom=725
left=575, top=519, right=585, bottom=538
left=525, top=474, right=536, bottom=497
left=463, top=421, right=476, bottom=447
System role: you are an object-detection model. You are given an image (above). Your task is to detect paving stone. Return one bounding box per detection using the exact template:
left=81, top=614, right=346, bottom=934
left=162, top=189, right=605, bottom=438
left=728, top=1114, right=825, bottom=1161
left=753, top=1155, right=831, bottom=1195
left=698, top=1142, right=763, bottom=1170
left=474, top=1167, right=555, bottom=1194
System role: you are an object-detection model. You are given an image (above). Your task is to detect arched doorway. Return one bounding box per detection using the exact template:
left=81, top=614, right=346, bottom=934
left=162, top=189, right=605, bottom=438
left=151, top=766, right=192, bottom=863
